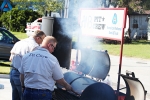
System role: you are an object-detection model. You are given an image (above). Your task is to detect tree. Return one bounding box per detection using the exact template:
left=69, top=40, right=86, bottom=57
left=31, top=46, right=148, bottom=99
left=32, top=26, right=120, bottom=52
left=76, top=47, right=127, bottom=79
left=112, top=0, right=150, bottom=14
left=25, top=0, right=64, bottom=15
left=10, top=0, right=64, bottom=15
left=142, top=0, right=150, bottom=10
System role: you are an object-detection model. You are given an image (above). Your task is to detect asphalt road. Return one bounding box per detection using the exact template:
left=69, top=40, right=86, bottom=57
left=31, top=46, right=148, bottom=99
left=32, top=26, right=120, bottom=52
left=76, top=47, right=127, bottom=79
left=0, top=49, right=150, bottom=100
left=109, top=55, right=150, bottom=100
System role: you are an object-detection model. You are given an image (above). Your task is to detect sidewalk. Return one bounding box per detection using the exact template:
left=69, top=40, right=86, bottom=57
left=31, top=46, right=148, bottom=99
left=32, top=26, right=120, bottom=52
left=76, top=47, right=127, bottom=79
left=0, top=75, right=11, bottom=100
left=109, top=55, right=150, bottom=100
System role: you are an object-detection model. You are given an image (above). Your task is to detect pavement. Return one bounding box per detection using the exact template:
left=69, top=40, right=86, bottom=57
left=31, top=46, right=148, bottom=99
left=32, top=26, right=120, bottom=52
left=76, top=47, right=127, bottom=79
left=109, top=55, right=150, bottom=100
left=0, top=49, right=150, bottom=100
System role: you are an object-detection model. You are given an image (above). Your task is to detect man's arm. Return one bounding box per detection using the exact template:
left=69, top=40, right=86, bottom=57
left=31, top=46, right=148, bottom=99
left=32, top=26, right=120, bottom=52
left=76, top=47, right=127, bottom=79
left=56, top=78, right=72, bottom=91
left=9, top=53, right=14, bottom=61
left=56, top=78, right=80, bottom=95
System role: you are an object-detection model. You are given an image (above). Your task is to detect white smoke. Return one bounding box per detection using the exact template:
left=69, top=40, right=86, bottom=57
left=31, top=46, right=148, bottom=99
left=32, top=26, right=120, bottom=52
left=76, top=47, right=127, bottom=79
left=59, top=0, right=114, bottom=50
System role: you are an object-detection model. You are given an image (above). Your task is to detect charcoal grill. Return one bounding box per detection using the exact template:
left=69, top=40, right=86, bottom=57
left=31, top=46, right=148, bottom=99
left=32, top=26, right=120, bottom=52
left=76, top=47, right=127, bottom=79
left=53, top=49, right=117, bottom=100
left=52, top=89, right=80, bottom=100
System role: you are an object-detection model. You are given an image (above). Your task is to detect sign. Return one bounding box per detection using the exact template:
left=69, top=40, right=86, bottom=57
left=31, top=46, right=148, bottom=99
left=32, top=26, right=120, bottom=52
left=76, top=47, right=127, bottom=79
left=0, top=0, right=12, bottom=11
left=80, top=8, right=127, bottom=41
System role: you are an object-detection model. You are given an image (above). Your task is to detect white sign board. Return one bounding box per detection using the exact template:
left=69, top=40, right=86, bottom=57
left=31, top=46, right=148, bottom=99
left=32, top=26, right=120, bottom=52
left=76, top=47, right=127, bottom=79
left=80, top=9, right=126, bottom=41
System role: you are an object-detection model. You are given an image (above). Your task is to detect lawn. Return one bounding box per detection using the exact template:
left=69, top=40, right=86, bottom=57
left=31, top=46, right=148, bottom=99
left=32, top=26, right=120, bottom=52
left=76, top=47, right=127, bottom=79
left=101, top=40, right=150, bottom=59
left=11, top=31, right=27, bottom=39
left=0, top=61, right=11, bottom=74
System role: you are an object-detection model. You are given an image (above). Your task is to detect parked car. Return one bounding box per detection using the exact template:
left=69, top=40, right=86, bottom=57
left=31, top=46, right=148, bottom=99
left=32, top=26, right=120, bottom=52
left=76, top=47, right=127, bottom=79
left=0, top=27, right=19, bottom=61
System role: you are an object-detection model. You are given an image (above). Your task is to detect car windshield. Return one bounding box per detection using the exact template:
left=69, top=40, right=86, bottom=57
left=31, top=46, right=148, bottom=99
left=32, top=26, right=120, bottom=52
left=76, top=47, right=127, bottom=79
left=0, top=28, right=19, bottom=44
left=2, top=30, right=13, bottom=40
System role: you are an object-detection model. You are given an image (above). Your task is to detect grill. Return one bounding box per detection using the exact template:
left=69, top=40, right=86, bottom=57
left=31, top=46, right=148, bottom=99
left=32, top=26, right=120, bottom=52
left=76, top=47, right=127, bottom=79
left=52, top=89, right=80, bottom=100
left=53, top=49, right=117, bottom=100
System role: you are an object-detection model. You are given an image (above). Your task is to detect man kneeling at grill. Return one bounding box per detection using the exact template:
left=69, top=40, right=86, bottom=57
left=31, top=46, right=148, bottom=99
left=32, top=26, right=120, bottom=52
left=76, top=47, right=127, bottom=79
left=18, top=36, right=74, bottom=100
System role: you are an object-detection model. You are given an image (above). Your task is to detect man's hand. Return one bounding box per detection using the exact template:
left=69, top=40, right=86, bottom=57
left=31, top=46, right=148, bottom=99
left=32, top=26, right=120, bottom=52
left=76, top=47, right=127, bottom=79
left=22, top=86, right=25, bottom=92
left=62, top=82, right=80, bottom=96
left=56, top=78, right=80, bottom=96
left=64, top=83, right=72, bottom=91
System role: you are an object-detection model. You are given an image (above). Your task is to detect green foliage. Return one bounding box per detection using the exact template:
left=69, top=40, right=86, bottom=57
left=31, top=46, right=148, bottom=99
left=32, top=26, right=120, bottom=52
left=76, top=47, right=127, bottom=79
left=32, top=0, right=64, bottom=15
left=0, top=12, right=10, bottom=29
left=113, top=0, right=150, bottom=14
left=142, top=0, right=150, bottom=10
left=11, top=0, right=64, bottom=16
left=46, top=0, right=64, bottom=12
left=0, top=8, right=41, bottom=32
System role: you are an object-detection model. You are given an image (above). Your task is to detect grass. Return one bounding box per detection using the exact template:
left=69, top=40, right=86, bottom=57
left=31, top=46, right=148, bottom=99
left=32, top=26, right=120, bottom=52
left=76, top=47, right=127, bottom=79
left=11, top=31, right=27, bottom=39
left=101, top=40, right=150, bottom=59
left=0, top=61, right=11, bottom=74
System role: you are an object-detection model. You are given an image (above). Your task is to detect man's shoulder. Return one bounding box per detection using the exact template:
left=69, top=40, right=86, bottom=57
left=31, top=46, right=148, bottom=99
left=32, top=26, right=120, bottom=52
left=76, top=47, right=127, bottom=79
left=37, top=49, right=57, bottom=60
left=20, top=37, right=38, bottom=47
left=14, top=38, right=29, bottom=46
left=16, top=38, right=28, bottom=43
left=49, top=53, right=58, bottom=62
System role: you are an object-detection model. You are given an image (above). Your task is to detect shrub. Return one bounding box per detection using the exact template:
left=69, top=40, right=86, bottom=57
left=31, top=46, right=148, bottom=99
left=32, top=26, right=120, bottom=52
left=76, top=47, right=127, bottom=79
left=0, top=8, right=41, bottom=32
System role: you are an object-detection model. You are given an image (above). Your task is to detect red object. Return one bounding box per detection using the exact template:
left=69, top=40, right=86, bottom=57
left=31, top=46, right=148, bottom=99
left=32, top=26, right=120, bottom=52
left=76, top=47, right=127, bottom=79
left=118, top=96, right=125, bottom=100
left=70, top=60, right=76, bottom=70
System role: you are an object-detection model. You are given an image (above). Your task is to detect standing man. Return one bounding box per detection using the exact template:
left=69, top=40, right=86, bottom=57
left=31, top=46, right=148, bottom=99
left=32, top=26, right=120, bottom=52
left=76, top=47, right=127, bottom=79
left=19, top=36, right=73, bottom=100
left=9, top=30, right=46, bottom=100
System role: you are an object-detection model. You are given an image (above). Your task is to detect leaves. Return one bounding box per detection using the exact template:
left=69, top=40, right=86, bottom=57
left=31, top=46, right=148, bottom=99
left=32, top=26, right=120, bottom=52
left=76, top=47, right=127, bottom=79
left=142, top=0, right=150, bottom=10
left=116, top=0, right=150, bottom=14
left=10, top=0, right=64, bottom=15
left=34, top=0, right=64, bottom=15
left=0, top=8, right=41, bottom=32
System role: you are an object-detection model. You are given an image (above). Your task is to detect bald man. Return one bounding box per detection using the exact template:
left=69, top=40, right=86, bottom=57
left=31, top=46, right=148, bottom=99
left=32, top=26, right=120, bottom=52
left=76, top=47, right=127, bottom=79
left=18, top=36, right=73, bottom=100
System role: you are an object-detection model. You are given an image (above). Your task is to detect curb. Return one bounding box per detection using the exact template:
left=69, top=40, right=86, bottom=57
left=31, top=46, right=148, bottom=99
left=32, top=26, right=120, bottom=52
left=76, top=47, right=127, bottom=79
left=0, top=74, right=9, bottom=79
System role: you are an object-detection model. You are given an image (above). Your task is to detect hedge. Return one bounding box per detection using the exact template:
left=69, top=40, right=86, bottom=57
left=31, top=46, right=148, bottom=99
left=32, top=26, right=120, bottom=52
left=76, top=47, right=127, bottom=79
left=0, top=8, right=42, bottom=32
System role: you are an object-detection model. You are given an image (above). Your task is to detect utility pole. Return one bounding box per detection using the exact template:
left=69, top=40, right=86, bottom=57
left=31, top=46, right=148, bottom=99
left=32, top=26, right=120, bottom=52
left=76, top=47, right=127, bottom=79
left=64, top=0, right=69, bottom=18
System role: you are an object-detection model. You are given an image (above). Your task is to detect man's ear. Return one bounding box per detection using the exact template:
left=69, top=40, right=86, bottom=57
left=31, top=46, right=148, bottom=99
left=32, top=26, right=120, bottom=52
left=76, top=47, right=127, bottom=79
left=47, top=42, right=51, bottom=48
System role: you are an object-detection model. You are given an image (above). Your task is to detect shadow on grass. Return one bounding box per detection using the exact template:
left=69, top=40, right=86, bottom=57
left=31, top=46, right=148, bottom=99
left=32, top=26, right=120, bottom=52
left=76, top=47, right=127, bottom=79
left=131, top=40, right=150, bottom=45
left=0, top=63, right=10, bottom=67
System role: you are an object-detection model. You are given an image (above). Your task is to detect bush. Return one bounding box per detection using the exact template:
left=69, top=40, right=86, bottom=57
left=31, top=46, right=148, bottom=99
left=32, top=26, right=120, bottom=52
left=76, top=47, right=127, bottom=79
left=0, top=8, right=41, bottom=32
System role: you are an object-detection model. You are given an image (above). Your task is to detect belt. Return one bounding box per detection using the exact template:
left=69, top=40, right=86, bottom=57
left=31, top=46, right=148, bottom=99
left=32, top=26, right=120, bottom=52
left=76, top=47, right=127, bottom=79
left=11, top=67, right=18, bottom=71
left=25, top=87, right=52, bottom=92
left=10, top=64, right=19, bottom=71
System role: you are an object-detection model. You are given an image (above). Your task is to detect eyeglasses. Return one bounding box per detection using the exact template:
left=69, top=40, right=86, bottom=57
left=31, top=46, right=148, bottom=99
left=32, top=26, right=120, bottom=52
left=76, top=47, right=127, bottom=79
left=50, top=44, right=56, bottom=50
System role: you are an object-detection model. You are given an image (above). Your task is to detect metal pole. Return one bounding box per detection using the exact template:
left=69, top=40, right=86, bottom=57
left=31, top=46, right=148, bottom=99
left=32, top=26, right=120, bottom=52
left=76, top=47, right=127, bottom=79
left=64, top=0, right=69, bottom=18
left=116, top=8, right=127, bottom=99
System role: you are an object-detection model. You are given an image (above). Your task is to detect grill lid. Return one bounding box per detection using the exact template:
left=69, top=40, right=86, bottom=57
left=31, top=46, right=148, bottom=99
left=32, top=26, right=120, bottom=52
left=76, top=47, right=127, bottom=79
left=76, top=49, right=110, bottom=80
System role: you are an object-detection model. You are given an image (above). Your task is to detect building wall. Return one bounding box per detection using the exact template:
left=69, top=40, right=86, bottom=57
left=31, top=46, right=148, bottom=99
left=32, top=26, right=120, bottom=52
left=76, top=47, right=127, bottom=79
left=129, top=15, right=148, bottom=39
